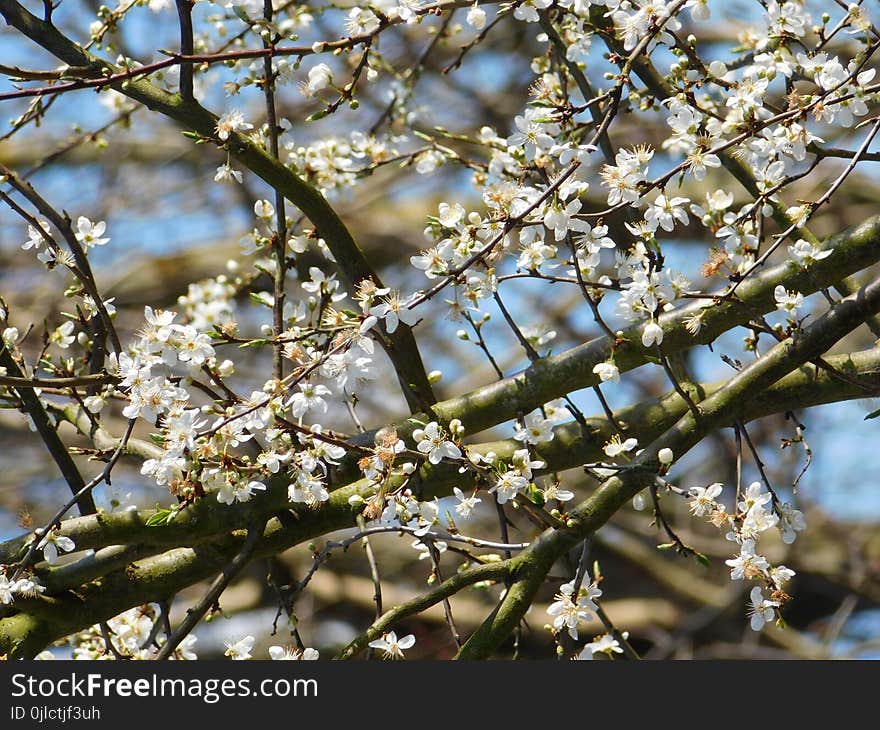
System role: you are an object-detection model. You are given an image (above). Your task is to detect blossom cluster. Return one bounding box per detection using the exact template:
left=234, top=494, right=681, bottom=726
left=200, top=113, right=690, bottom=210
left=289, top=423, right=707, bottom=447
left=1, top=0, right=867, bottom=659
left=688, top=480, right=805, bottom=630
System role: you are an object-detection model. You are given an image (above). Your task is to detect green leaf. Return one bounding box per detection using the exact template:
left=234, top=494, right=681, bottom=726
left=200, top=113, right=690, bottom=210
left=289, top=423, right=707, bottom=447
left=694, top=552, right=711, bottom=568
left=232, top=5, right=251, bottom=23
left=181, top=131, right=208, bottom=144
left=306, top=109, right=329, bottom=122
left=249, top=292, right=274, bottom=308
left=864, top=408, right=880, bottom=420
left=239, top=338, right=268, bottom=349
left=528, top=483, right=545, bottom=507
left=656, top=542, right=676, bottom=551
left=146, top=507, right=177, bottom=526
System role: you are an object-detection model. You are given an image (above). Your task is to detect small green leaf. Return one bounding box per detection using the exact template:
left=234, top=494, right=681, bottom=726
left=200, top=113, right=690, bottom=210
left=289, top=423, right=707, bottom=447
left=656, top=542, right=676, bottom=551
left=249, top=291, right=274, bottom=308
left=232, top=5, right=251, bottom=23
left=865, top=408, right=880, bottom=420
left=528, top=483, right=545, bottom=507
left=181, top=131, right=209, bottom=144
left=306, top=109, right=328, bottom=122
left=145, top=512, right=168, bottom=527
left=239, top=338, right=268, bottom=349
left=146, top=507, right=176, bottom=526
left=694, top=552, right=711, bottom=568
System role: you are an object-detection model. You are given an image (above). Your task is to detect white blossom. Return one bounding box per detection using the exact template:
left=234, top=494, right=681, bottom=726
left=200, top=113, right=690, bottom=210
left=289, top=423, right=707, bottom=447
left=214, top=163, right=243, bottom=184
left=269, top=646, right=319, bottom=660
left=37, top=530, right=76, bottom=564
left=224, top=635, right=255, bottom=660
left=368, top=631, right=415, bottom=659
left=466, top=3, right=486, bottom=29
left=578, top=633, right=625, bottom=659
left=75, top=216, right=109, bottom=248
left=603, top=434, right=638, bottom=458
left=215, top=110, right=254, bottom=141
left=303, top=63, right=333, bottom=96
left=789, top=239, right=832, bottom=267
left=774, top=285, right=803, bottom=315
left=50, top=321, right=76, bottom=349
left=453, top=487, right=481, bottom=518
left=641, top=321, right=664, bottom=348
left=413, top=422, right=461, bottom=464
left=688, top=483, right=724, bottom=516
left=778, top=502, right=806, bottom=544
left=593, top=361, right=620, bottom=383
left=547, top=580, right=602, bottom=640
left=514, top=413, right=554, bottom=444
left=747, top=586, right=779, bottom=631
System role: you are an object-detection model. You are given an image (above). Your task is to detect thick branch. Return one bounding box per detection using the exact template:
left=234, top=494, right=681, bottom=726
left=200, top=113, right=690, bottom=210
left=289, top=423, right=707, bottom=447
left=1, top=340, right=879, bottom=655
left=457, top=276, right=880, bottom=657
left=346, top=214, right=880, bottom=456
left=4, top=343, right=880, bottom=569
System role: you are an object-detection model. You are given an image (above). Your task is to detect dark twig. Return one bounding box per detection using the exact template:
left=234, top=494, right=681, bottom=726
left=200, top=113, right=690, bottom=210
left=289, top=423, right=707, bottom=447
left=175, top=0, right=195, bottom=100
left=11, top=419, right=135, bottom=580
left=156, top=521, right=267, bottom=660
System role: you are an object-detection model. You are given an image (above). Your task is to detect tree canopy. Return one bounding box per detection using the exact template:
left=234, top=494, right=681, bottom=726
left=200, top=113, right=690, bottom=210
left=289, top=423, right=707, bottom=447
left=1, top=0, right=880, bottom=660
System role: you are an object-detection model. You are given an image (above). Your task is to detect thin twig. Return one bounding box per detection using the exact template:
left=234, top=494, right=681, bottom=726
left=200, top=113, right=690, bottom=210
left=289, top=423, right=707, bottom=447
left=156, top=521, right=267, bottom=660
left=174, top=0, right=195, bottom=101
left=11, top=419, right=135, bottom=580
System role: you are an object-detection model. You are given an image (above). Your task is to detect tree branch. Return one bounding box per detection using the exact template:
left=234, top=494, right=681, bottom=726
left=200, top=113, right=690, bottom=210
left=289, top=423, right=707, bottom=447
left=0, top=0, right=435, bottom=412
left=457, top=275, right=880, bottom=657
